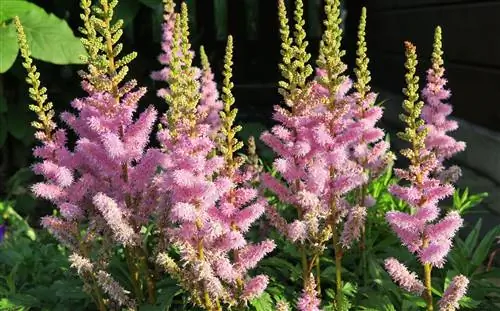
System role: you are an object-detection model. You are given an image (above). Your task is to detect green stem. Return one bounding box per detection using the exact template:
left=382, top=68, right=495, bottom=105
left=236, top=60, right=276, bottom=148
left=138, top=247, right=156, bottom=304
left=301, top=244, right=309, bottom=287
left=125, top=247, right=143, bottom=302
left=333, top=231, right=343, bottom=307
left=315, top=256, right=321, bottom=295
left=424, top=263, right=433, bottom=311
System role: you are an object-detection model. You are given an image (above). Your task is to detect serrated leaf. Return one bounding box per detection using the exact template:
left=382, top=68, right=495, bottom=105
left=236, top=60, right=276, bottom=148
left=17, top=8, right=86, bottom=64
left=0, top=23, right=19, bottom=73
left=250, top=292, right=273, bottom=311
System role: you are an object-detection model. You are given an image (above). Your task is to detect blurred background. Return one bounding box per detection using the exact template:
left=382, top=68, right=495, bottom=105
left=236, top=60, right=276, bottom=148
left=1, top=0, right=500, bottom=229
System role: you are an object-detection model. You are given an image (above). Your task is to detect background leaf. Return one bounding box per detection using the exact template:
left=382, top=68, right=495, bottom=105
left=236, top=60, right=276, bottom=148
left=17, top=8, right=86, bottom=64
left=0, top=23, right=19, bottom=73
left=0, top=0, right=39, bottom=22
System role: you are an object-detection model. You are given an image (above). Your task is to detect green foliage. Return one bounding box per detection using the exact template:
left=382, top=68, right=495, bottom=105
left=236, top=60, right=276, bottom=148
left=0, top=0, right=86, bottom=73
left=0, top=204, right=92, bottom=311
left=451, top=187, right=488, bottom=215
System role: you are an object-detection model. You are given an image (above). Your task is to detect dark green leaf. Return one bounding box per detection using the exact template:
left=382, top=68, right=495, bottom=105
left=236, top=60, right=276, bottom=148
left=115, top=0, right=140, bottom=26
left=0, top=23, right=19, bottom=73
left=0, top=0, right=39, bottom=22
left=471, top=225, right=500, bottom=269
left=464, top=219, right=481, bottom=256
left=17, top=8, right=86, bottom=64
left=0, top=115, right=7, bottom=148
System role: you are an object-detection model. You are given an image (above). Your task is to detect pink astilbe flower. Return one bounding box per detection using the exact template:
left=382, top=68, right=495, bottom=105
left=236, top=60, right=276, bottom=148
left=240, top=275, right=269, bottom=301
left=154, top=13, right=272, bottom=307
left=341, top=205, right=367, bottom=248
left=438, top=275, right=469, bottom=311
left=420, top=27, right=465, bottom=183
left=384, top=258, right=425, bottom=295
left=385, top=40, right=467, bottom=306
left=18, top=1, right=163, bottom=306
left=198, top=49, right=223, bottom=130
left=297, top=274, right=322, bottom=311
left=387, top=40, right=464, bottom=270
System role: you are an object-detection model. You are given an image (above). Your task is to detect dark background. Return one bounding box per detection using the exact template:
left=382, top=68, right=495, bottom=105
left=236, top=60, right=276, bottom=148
left=1, top=0, right=498, bottom=193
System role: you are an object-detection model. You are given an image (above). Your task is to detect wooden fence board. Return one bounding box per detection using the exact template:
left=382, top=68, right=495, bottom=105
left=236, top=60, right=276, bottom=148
left=367, top=0, right=473, bottom=10
left=366, top=3, right=500, bottom=67
left=369, top=52, right=500, bottom=131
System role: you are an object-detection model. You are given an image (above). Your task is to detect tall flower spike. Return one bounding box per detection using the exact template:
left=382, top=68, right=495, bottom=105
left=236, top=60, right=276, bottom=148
left=421, top=26, right=465, bottom=180
left=219, top=35, right=244, bottom=173
left=317, top=0, right=347, bottom=98
left=398, top=41, right=427, bottom=165
left=277, top=0, right=313, bottom=105
left=162, top=3, right=200, bottom=133
left=79, top=0, right=137, bottom=95
left=353, top=7, right=370, bottom=98
left=14, top=17, right=56, bottom=141
left=386, top=41, right=464, bottom=311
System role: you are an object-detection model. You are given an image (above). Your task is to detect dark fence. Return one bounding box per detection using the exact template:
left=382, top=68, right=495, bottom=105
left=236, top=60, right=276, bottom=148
left=364, top=0, right=500, bottom=131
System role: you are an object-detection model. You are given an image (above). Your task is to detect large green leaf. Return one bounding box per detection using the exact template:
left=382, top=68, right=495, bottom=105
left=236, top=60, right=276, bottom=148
left=0, top=0, right=39, bottom=22
left=17, top=8, right=86, bottom=64
left=0, top=23, right=19, bottom=73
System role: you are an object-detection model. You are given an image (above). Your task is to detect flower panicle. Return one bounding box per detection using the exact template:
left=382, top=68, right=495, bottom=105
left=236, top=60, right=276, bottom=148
left=421, top=26, right=466, bottom=173
left=219, top=35, right=244, bottom=171
left=353, top=7, right=371, bottom=98
left=78, top=0, right=137, bottom=96
left=277, top=0, right=313, bottom=105
left=398, top=41, right=427, bottom=164
left=14, top=17, right=56, bottom=141
left=317, top=0, right=347, bottom=97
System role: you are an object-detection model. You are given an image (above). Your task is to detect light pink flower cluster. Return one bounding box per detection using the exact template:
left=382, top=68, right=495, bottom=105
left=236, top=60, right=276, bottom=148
left=386, top=44, right=464, bottom=270
left=420, top=29, right=465, bottom=183
left=156, top=118, right=274, bottom=304
left=297, top=274, right=322, bottom=311
left=385, top=39, right=468, bottom=307
left=384, top=258, right=425, bottom=295
left=153, top=3, right=274, bottom=306
left=33, top=79, right=160, bottom=251
left=438, top=275, right=469, bottom=311
left=262, top=75, right=370, bottom=246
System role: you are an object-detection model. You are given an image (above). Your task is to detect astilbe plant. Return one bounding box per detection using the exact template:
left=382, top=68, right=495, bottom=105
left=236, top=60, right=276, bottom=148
left=15, top=0, right=160, bottom=309
left=384, top=38, right=468, bottom=311
left=262, top=1, right=392, bottom=309
left=153, top=3, right=274, bottom=310
left=12, top=0, right=485, bottom=309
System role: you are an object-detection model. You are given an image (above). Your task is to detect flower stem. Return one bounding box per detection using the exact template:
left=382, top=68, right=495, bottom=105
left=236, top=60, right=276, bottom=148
left=125, top=247, right=144, bottom=302
left=315, top=256, right=322, bottom=295
left=301, top=244, right=309, bottom=287
left=332, top=230, right=343, bottom=307
left=424, top=263, right=433, bottom=311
